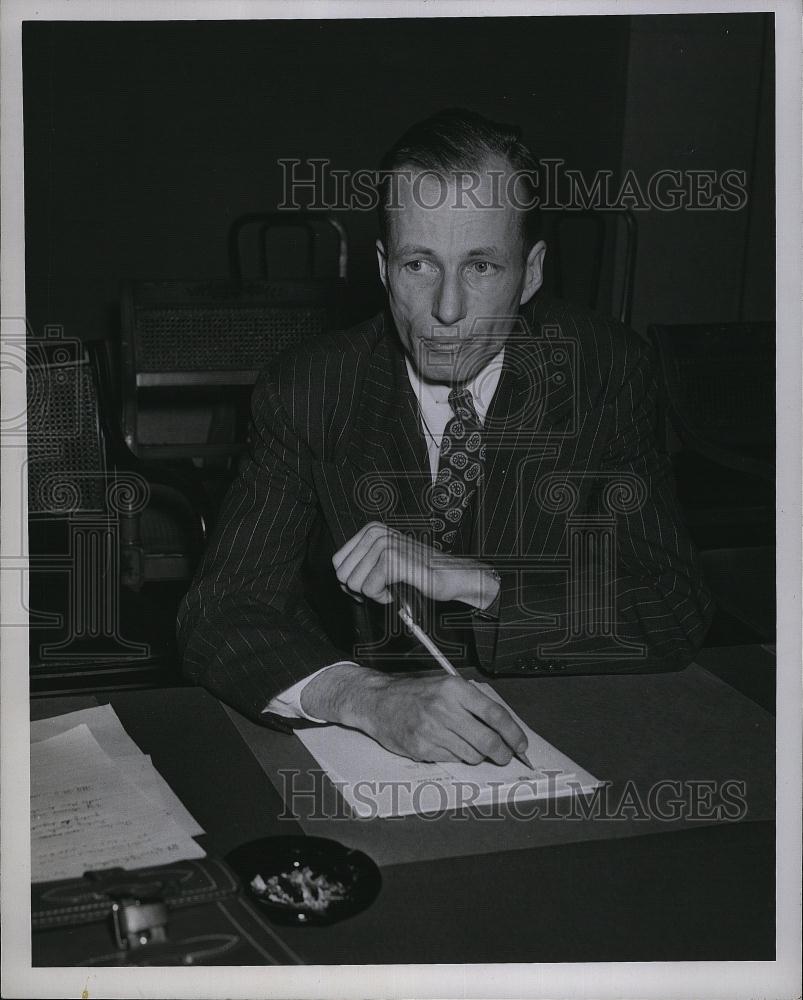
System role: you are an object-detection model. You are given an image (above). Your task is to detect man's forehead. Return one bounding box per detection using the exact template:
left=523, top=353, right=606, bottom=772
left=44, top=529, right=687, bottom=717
left=385, top=159, right=525, bottom=248
left=390, top=156, right=522, bottom=204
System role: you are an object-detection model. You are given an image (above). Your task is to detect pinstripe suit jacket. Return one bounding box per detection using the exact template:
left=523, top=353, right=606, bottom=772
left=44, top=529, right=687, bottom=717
left=177, top=295, right=713, bottom=726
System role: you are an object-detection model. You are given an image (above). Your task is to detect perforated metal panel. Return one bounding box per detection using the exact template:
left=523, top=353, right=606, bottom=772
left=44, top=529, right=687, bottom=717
left=27, top=355, right=107, bottom=513
left=121, top=279, right=344, bottom=461
left=134, top=305, right=327, bottom=372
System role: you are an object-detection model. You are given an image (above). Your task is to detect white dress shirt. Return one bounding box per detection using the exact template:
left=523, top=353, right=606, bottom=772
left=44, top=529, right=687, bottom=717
left=264, top=347, right=505, bottom=721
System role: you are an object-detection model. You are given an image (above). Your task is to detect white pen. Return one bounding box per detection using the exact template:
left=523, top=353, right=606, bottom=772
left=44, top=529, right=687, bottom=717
left=395, top=599, right=534, bottom=770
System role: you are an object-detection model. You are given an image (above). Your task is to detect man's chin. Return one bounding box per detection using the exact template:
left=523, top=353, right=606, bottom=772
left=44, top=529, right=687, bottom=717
left=411, top=349, right=471, bottom=385
left=414, top=342, right=502, bottom=385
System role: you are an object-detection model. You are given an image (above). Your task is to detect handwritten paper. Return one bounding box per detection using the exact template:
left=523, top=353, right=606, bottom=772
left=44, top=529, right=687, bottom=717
left=30, top=725, right=205, bottom=883
left=297, top=682, right=602, bottom=818
left=31, top=705, right=203, bottom=836
left=113, top=754, right=204, bottom=837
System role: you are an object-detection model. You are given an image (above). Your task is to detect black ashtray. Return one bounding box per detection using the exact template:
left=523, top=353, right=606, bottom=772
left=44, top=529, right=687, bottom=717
left=226, top=835, right=381, bottom=926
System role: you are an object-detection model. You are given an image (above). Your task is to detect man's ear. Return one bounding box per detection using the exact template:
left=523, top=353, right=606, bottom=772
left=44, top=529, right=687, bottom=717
left=520, top=239, right=547, bottom=306
left=376, top=240, right=389, bottom=292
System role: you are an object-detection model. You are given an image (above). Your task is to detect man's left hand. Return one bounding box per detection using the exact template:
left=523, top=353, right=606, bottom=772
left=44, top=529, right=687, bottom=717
left=332, top=521, right=499, bottom=610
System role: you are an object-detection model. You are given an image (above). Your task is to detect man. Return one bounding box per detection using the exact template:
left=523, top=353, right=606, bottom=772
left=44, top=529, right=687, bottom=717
left=177, top=108, right=712, bottom=766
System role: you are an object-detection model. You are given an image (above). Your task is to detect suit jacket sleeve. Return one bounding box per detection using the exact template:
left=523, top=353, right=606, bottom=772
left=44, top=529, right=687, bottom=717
left=176, top=361, right=347, bottom=727
left=473, top=335, right=714, bottom=676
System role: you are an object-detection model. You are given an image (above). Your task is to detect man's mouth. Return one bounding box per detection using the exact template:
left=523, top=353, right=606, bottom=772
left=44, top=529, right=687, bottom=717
left=421, top=338, right=461, bottom=354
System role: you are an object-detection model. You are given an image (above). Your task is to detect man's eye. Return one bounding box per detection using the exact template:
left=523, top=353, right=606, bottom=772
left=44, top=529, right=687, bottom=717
left=468, top=261, right=499, bottom=276
left=404, top=260, right=434, bottom=274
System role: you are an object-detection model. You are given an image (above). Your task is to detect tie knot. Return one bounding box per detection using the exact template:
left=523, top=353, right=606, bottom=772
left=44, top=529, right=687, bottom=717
left=448, top=387, right=479, bottom=425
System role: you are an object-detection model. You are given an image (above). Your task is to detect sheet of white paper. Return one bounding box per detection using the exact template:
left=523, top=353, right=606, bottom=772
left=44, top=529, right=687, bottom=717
left=31, top=704, right=142, bottom=757
left=114, top=755, right=204, bottom=837
left=31, top=704, right=204, bottom=837
left=297, top=682, right=602, bottom=818
left=30, top=725, right=205, bottom=883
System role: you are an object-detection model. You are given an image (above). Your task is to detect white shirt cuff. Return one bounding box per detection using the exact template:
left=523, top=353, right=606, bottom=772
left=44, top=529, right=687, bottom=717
left=263, top=662, right=359, bottom=723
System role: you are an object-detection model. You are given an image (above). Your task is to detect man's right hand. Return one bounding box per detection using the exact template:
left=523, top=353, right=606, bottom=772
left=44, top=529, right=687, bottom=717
left=300, top=663, right=528, bottom=766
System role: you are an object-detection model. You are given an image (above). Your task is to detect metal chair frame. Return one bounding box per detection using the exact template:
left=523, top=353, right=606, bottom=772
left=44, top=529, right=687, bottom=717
left=227, top=210, right=348, bottom=283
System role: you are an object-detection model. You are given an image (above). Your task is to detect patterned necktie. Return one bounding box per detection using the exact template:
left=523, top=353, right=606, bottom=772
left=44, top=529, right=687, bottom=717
left=429, top=388, right=487, bottom=551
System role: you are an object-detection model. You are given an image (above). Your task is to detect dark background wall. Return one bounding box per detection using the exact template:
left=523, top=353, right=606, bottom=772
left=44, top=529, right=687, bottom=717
left=619, top=13, right=774, bottom=330
left=23, top=14, right=773, bottom=342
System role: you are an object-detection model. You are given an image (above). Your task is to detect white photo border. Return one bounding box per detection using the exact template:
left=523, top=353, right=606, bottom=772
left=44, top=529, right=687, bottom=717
left=2, top=1, right=800, bottom=998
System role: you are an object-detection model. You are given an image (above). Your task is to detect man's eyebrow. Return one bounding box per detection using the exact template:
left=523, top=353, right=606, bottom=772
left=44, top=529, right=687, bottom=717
left=395, top=244, right=435, bottom=256
left=394, top=244, right=506, bottom=258
left=465, top=245, right=504, bottom=258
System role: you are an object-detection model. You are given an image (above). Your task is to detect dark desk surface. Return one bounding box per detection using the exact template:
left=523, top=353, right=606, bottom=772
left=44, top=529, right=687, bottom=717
left=31, top=646, right=776, bottom=964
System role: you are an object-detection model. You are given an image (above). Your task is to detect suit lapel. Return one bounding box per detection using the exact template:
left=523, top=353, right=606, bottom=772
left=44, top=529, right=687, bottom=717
left=475, top=299, right=581, bottom=561
left=314, top=314, right=431, bottom=549
left=309, top=316, right=432, bottom=665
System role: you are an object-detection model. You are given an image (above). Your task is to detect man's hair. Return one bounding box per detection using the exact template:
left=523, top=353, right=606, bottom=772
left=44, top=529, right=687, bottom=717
left=377, top=107, right=541, bottom=250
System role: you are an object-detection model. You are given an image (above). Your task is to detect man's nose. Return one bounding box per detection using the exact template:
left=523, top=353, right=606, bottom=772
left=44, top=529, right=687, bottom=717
left=431, top=271, right=466, bottom=327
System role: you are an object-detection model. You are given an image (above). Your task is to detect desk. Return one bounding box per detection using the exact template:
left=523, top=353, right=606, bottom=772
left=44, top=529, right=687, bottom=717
left=31, top=647, right=775, bottom=964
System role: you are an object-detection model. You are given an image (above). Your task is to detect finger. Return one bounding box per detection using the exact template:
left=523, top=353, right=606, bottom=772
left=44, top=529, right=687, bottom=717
left=336, top=533, right=383, bottom=586
left=338, top=581, right=363, bottom=603
left=460, top=687, right=529, bottom=759
left=450, top=713, right=513, bottom=766
left=361, top=553, right=395, bottom=604
left=378, top=736, right=462, bottom=764
left=436, top=729, right=486, bottom=766
left=344, top=538, right=386, bottom=598
left=331, top=524, right=370, bottom=569
left=332, top=524, right=378, bottom=573
left=334, top=524, right=388, bottom=580
left=333, top=521, right=398, bottom=571
left=331, top=522, right=379, bottom=570
left=422, top=745, right=465, bottom=764
left=361, top=540, right=413, bottom=602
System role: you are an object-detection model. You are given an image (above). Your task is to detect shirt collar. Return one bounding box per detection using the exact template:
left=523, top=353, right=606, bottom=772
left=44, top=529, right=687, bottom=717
left=404, top=346, right=505, bottom=424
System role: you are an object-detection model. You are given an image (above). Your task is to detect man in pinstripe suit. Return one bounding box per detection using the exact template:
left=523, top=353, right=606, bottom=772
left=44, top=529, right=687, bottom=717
left=178, top=109, right=712, bottom=765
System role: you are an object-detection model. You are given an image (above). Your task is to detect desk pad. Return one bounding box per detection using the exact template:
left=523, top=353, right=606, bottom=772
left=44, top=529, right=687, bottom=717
left=226, top=662, right=774, bottom=868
